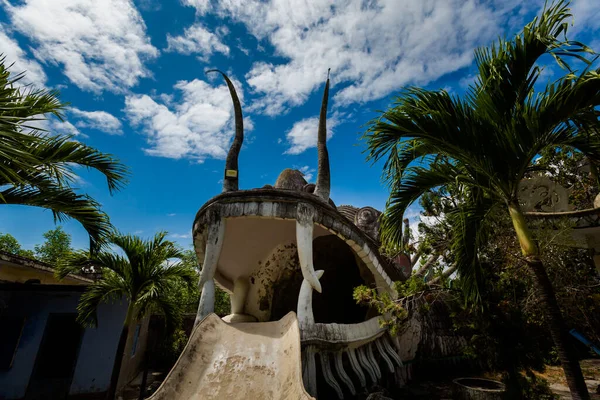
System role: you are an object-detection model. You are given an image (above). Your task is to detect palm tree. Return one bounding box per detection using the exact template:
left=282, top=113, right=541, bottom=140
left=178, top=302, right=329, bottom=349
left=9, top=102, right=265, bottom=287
left=57, top=232, right=197, bottom=400
left=0, top=56, right=128, bottom=248
left=363, top=2, right=598, bottom=399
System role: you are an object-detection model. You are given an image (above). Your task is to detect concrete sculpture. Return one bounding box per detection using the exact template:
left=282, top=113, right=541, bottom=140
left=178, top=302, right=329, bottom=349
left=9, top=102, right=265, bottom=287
left=149, top=70, right=408, bottom=399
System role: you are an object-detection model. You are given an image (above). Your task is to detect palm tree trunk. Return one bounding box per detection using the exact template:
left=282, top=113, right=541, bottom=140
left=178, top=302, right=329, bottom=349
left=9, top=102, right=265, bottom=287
left=414, top=250, right=442, bottom=277
left=427, top=264, right=457, bottom=286
left=509, top=203, right=590, bottom=400
left=138, top=329, right=155, bottom=400
left=106, top=304, right=135, bottom=400
left=138, top=355, right=149, bottom=400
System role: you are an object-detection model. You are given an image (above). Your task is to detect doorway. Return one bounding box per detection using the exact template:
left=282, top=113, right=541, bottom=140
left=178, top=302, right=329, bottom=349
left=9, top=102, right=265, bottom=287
left=25, top=313, right=84, bottom=400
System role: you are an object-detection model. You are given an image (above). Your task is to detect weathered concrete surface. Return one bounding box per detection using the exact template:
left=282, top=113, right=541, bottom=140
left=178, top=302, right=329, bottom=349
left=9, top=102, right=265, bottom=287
left=192, top=191, right=401, bottom=292
left=147, top=312, right=313, bottom=400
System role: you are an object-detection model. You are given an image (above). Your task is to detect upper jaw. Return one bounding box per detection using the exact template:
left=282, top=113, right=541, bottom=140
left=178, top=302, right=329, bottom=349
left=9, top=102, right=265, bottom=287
left=193, top=189, right=397, bottom=299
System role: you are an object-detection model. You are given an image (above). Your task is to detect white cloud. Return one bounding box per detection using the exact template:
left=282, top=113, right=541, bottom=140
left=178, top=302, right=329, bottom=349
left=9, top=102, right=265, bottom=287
left=295, top=165, right=315, bottom=182
left=50, top=119, right=82, bottom=137
left=237, top=40, right=250, bottom=56
left=216, top=26, right=230, bottom=37
left=243, top=116, right=255, bottom=132
left=21, top=114, right=82, bottom=137
left=70, top=108, right=123, bottom=135
left=458, top=74, right=477, bottom=89
left=167, top=213, right=176, bottom=217
left=124, top=76, right=247, bottom=161
left=166, top=23, right=229, bottom=61
left=0, top=27, right=47, bottom=89
left=70, top=174, right=89, bottom=187
left=188, top=0, right=549, bottom=114
left=570, top=0, right=600, bottom=36
left=182, top=0, right=210, bottom=14
left=5, top=0, right=158, bottom=93
left=137, top=0, right=161, bottom=12
left=26, top=116, right=82, bottom=137
left=170, top=233, right=191, bottom=239
left=284, top=114, right=339, bottom=155
left=403, top=205, right=422, bottom=221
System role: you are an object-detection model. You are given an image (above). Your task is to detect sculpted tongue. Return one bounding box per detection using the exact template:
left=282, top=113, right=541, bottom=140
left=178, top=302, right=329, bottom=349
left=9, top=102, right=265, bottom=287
left=296, top=203, right=322, bottom=293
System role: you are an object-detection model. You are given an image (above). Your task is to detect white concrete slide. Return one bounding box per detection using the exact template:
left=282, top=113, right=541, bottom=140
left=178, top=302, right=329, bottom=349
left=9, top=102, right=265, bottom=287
left=147, top=312, right=314, bottom=400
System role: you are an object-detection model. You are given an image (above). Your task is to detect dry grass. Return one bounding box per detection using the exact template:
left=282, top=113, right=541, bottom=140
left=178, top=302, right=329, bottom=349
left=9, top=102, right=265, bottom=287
left=536, top=359, right=600, bottom=399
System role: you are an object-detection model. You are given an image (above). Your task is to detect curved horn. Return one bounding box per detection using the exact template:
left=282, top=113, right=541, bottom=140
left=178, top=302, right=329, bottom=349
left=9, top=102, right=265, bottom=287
left=207, top=69, right=243, bottom=192
left=314, top=68, right=331, bottom=202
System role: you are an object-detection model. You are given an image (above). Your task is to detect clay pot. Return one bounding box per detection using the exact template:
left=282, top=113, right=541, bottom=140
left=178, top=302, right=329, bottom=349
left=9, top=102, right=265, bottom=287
left=452, top=377, right=506, bottom=400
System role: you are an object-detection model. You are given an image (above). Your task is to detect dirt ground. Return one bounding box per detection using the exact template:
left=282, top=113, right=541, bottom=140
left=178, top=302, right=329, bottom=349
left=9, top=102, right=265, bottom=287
left=120, top=360, right=600, bottom=400
left=118, top=370, right=164, bottom=400
left=397, top=359, right=600, bottom=400
left=537, top=359, right=600, bottom=399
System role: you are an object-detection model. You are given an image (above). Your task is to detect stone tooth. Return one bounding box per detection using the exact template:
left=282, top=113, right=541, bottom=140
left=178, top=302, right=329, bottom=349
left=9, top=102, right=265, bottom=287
left=375, top=338, right=395, bottom=373
left=297, top=270, right=324, bottom=327
left=347, top=348, right=367, bottom=388
left=382, top=334, right=404, bottom=367
left=366, top=343, right=381, bottom=380
left=356, top=346, right=377, bottom=384
left=302, top=346, right=318, bottom=397
left=198, top=218, right=225, bottom=288
left=195, top=278, right=215, bottom=326
left=319, top=352, right=343, bottom=399
left=296, top=203, right=322, bottom=293
left=334, top=352, right=356, bottom=395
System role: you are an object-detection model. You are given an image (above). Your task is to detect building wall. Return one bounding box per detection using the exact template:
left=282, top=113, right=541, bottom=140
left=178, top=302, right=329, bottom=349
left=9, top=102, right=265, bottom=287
left=0, top=289, right=128, bottom=399
left=70, top=298, right=129, bottom=395
left=0, top=264, right=86, bottom=285
left=116, top=315, right=151, bottom=393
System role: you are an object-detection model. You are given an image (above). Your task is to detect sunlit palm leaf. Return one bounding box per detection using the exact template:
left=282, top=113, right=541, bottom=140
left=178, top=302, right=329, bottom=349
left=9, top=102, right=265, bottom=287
left=0, top=54, right=130, bottom=245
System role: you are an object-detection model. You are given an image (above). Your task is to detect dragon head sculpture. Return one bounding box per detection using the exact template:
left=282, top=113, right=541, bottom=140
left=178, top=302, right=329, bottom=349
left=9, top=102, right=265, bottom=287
left=192, top=70, right=408, bottom=398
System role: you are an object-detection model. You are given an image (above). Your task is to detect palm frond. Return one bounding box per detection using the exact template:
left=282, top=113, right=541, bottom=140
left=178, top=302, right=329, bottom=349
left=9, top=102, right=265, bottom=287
left=0, top=185, right=113, bottom=248
left=151, top=262, right=197, bottom=288
left=55, top=249, right=94, bottom=280
left=532, top=68, right=600, bottom=149
left=26, top=133, right=130, bottom=193
left=379, top=162, right=467, bottom=247
left=447, top=195, right=500, bottom=304
left=471, top=0, right=594, bottom=123
left=60, top=231, right=194, bottom=330
left=0, top=55, right=129, bottom=246
left=76, top=270, right=128, bottom=327
left=136, top=292, right=182, bottom=333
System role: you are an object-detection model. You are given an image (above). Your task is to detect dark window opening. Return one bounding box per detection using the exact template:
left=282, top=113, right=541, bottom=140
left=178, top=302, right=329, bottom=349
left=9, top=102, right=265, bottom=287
left=0, top=316, right=25, bottom=370
left=25, top=313, right=84, bottom=400
left=131, top=324, right=141, bottom=357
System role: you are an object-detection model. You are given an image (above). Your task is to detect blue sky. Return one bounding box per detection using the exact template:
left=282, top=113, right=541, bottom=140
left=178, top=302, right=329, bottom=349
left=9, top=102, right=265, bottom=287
left=0, top=0, right=599, bottom=251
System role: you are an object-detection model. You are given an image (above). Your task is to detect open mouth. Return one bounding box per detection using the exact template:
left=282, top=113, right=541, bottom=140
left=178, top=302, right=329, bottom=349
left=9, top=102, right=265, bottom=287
left=192, top=190, right=403, bottom=397
left=185, top=70, right=404, bottom=399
